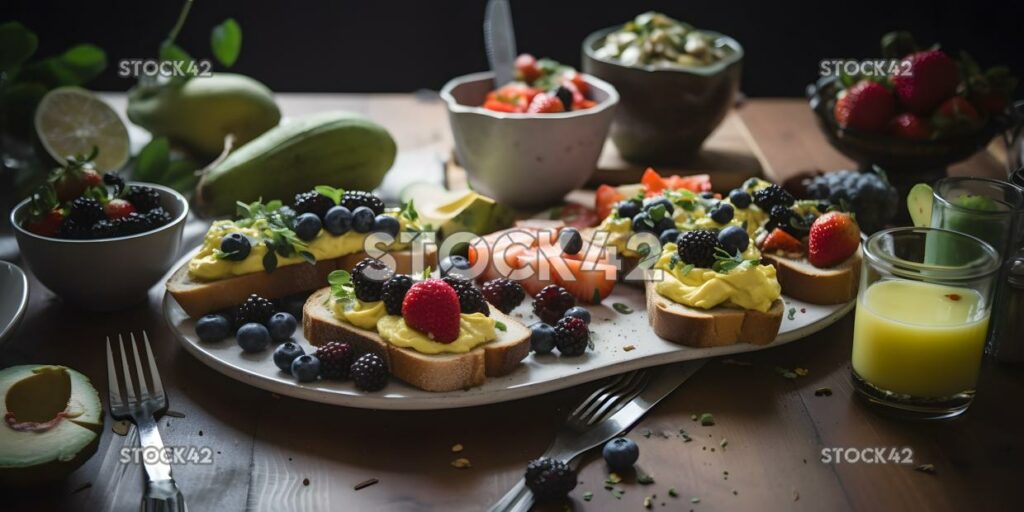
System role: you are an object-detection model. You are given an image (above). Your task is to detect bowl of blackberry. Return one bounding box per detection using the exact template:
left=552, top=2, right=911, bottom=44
left=11, top=156, right=188, bottom=310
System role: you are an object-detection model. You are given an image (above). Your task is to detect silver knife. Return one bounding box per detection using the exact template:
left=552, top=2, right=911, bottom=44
left=483, top=0, right=517, bottom=87
left=490, top=360, right=706, bottom=512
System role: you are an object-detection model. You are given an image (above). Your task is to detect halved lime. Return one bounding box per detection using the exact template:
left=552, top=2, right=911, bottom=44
left=34, top=86, right=130, bottom=172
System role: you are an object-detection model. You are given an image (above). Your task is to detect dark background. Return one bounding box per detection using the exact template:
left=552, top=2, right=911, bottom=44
left=3, top=0, right=1023, bottom=97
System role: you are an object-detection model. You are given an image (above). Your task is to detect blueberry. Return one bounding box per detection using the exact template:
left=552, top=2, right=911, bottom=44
left=439, top=255, right=472, bottom=279
left=643, top=196, right=674, bottom=215
left=291, top=354, right=321, bottom=382
left=602, top=437, right=639, bottom=471
left=219, top=233, right=251, bottom=261
left=553, top=85, right=573, bottom=111
left=323, top=206, right=352, bottom=235
left=236, top=323, right=271, bottom=352
left=710, top=203, right=735, bottom=224
left=196, top=314, right=231, bottom=342
left=351, top=206, right=375, bottom=233
left=653, top=216, right=675, bottom=235
left=564, top=306, right=591, bottom=325
left=616, top=200, right=641, bottom=219
left=718, top=225, right=749, bottom=254
left=659, top=228, right=681, bottom=246
left=729, top=189, right=752, bottom=209
left=559, top=227, right=583, bottom=255
left=373, top=215, right=400, bottom=238
left=529, top=322, right=557, bottom=354
left=267, top=312, right=298, bottom=342
left=273, top=342, right=305, bottom=372
left=293, top=213, right=322, bottom=241
left=631, top=212, right=654, bottom=233
left=700, top=191, right=716, bottom=199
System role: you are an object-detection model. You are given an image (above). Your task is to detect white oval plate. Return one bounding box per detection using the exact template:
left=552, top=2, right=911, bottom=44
left=165, top=264, right=853, bottom=411
left=0, top=261, right=29, bottom=345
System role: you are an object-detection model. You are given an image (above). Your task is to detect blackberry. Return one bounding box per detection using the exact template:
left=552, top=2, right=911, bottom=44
left=68, top=197, right=105, bottom=226
left=234, top=294, right=277, bottom=325
left=118, top=212, right=151, bottom=235
left=58, top=218, right=91, bottom=239
left=340, top=190, right=385, bottom=215
left=89, top=219, right=118, bottom=239
left=554, top=316, right=589, bottom=356
left=532, top=284, right=576, bottom=325
left=768, top=205, right=810, bottom=237
left=103, top=173, right=126, bottom=195
left=381, top=274, right=414, bottom=315
left=753, top=184, right=795, bottom=211
left=144, top=207, right=173, bottom=228
left=481, top=278, right=526, bottom=314
left=292, top=191, right=334, bottom=219
left=524, top=458, right=577, bottom=501
left=676, top=229, right=723, bottom=268
left=126, top=185, right=161, bottom=212
left=352, top=257, right=393, bottom=302
left=314, top=342, right=355, bottom=380
left=350, top=353, right=389, bottom=391
left=443, top=275, right=489, bottom=316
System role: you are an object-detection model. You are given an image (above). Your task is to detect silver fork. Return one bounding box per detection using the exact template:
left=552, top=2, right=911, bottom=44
left=489, top=369, right=655, bottom=512
left=107, top=332, right=187, bottom=512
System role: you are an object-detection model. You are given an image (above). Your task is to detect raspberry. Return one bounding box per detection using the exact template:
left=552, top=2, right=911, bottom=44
left=752, top=184, right=794, bottom=211
left=554, top=316, right=588, bottom=356
left=676, top=229, right=723, bottom=268
left=352, top=258, right=393, bottom=303
left=350, top=353, right=389, bottom=391
left=340, top=190, right=385, bottom=215
left=126, top=185, right=161, bottom=212
left=524, top=458, right=577, bottom=501
left=481, top=278, right=526, bottom=314
left=315, top=342, right=355, bottom=380
left=292, top=191, right=334, bottom=219
left=532, top=285, right=576, bottom=325
left=234, top=294, right=277, bottom=325
left=402, top=279, right=461, bottom=343
left=443, top=275, right=490, bottom=316
left=381, top=274, right=414, bottom=315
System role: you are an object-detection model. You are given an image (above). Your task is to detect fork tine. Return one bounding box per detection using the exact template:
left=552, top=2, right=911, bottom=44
left=575, top=371, right=642, bottom=423
left=130, top=333, right=150, bottom=397
left=118, top=334, right=136, bottom=404
left=570, top=372, right=631, bottom=419
left=105, top=337, right=123, bottom=408
left=143, top=331, right=164, bottom=399
left=584, top=371, right=652, bottom=426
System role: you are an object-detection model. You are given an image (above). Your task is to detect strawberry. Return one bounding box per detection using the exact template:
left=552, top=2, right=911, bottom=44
left=807, top=212, right=860, bottom=268
left=640, top=168, right=712, bottom=197
left=26, top=209, right=64, bottom=237
left=515, top=54, right=542, bottom=84
left=402, top=279, right=461, bottom=343
left=556, top=257, right=617, bottom=304
left=81, top=169, right=102, bottom=187
left=565, top=71, right=590, bottom=95
left=891, top=50, right=959, bottom=114
left=934, top=96, right=981, bottom=125
left=527, top=93, right=565, bottom=114
left=595, top=185, right=626, bottom=220
left=833, top=80, right=896, bottom=132
left=760, top=228, right=803, bottom=255
left=889, top=113, right=932, bottom=140
left=104, top=198, right=136, bottom=219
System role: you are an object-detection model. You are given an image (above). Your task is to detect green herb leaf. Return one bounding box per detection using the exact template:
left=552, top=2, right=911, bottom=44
left=787, top=307, right=797, bottom=321
left=495, top=321, right=507, bottom=332
left=134, top=137, right=171, bottom=183
left=213, top=248, right=237, bottom=260
left=612, top=303, right=633, bottom=314
left=299, top=251, right=316, bottom=265
left=648, top=204, right=667, bottom=221
left=314, top=185, right=344, bottom=205
left=210, top=18, right=242, bottom=67
left=680, top=263, right=695, bottom=276
left=328, top=270, right=356, bottom=304
left=400, top=200, right=420, bottom=222
left=0, top=21, right=38, bottom=72
left=57, top=44, right=106, bottom=84
left=637, top=474, right=655, bottom=485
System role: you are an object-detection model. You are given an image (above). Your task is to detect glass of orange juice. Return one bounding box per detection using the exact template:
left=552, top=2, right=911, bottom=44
left=853, top=227, right=1000, bottom=419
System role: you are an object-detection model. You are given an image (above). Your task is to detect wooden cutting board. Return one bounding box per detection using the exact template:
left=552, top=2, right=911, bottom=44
left=446, top=109, right=766, bottom=193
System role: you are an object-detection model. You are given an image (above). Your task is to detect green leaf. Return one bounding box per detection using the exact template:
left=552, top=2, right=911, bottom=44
left=58, top=44, right=107, bottom=83
left=495, top=321, right=507, bottom=332
left=134, top=137, right=171, bottom=183
left=0, top=21, right=38, bottom=72
left=299, top=251, right=316, bottom=265
left=210, top=18, right=242, bottom=68
left=612, top=303, right=633, bottom=314
left=159, top=41, right=195, bottom=83
left=328, top=270, right=351, bottom=287
left=680, top=263, right=694, bottom=276
left=314, top=185, right=344, bottom=205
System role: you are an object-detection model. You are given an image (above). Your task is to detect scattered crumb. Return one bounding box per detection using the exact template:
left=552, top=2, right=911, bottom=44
left=690, top=497, right=700, bottom=504
left=112, top=420, right=131, bottom=436
left=450, top=458, right=472, bottom=469
left=642, top=429, right=652, bottom=438
left=668, top=488, right=678, bottom=498
left=583, top=491, right=593, bottom=502
left=638, top=474, right=655, bottom=485
left=302, top=478, right=310, bottom=486
left=644, top=495, right=653, bottom=508
left=623, top=345, right=636, bottom=352
left=451, top=443, right=464, bottom=453
left=354, top=478, right=379, bottom=490
left=198, top=430, right=203, bottom=437
left=720, top=438, right=728, bottom=449
left=606, top=473, right=622, bottom=485
left=794, top=368, right=809, bottom=377
left=699, top=413, right=715, bottom=426
left=165, top=410, right=186, bottom=418
left=691, top=414, right=698, bottom=421
left=915, top=464, right=935, bottom=474
left=792, top=488, right=800, bottom=501
left=814, top=387, right=833, bottom=397
left=722, top=358, right=753, bottom=366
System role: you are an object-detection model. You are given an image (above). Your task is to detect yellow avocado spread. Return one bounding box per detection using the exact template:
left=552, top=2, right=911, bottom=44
left=376, top=313, right=496, bottom=354
left=332, top=299, right=387, bottom=331
left=654, top=243, right=780, bottom=312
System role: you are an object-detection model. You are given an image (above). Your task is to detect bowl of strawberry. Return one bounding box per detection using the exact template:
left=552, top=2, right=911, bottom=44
left=440, top=54, right=618, bottom=209
left=11, top=156, right=188, bottom=311
left=807, top=31, right=1019, bottom=185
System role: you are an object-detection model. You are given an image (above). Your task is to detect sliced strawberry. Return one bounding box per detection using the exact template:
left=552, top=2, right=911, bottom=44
left=641, top=168, right=668, bottom=196
left=573, top=99, right=597, bottom=110
left=515, top=54, right=541, bottom=84
left=515, top=252, right=558, bottom=296
left=807, top=212, right=860, bottom=268
left=483, top=99, right=520, bottom=113
left=664, top=173, right=712, bottom=193
left=527, top=93, right=566, bottom=114
left=556, top=257, right=617, bottom=304
left=104, top=198, right=136, bottom=219
left=567, top=71, right=589, bottom=95
left=595, top=184, right=625, bottom=220
left=760, top=228, right=804, bottom=255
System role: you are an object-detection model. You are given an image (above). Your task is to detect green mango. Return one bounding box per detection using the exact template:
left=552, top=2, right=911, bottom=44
left=127, top=73, right=281, bottom=157
left=196, top=111, right=396, bottom=216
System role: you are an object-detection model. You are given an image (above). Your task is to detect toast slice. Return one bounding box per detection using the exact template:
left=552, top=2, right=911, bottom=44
left=644, top=279, right=783, bottom=347
left=302, top=287, right=531, bottom=392
left=167, top=248, right=436, bottom=318
left=763, top=248, right=861, bottom=305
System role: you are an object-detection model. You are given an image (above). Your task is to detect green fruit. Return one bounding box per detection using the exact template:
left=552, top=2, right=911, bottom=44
left=401, top=184, right=514, bottom=238
left=0, top=365, right=102, bottom=486
left=197, top=111, right=396, bottom=216
left=954, top=194, right=1001, bottom=212
left=127, top=73, right=281, bottom=157
left=907, top=183, right=934, bottom=228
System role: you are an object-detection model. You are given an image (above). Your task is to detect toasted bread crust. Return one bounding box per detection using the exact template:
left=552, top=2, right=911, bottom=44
left=763, top=248, right=861, bottom=305
left=167, top=248, right=436, bottom=318
left=302, top=288, right=530, bottom=392
left=644, top=279, right=783, bottom=347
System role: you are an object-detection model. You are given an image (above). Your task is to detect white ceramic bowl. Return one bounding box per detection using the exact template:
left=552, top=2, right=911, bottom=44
left=10, top=183, right=188, bottom=311
left=440, top=72, right=618, bottom=209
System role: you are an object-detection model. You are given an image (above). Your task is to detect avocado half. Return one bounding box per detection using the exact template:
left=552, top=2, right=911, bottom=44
left=0, top=365, right=103, bottom=486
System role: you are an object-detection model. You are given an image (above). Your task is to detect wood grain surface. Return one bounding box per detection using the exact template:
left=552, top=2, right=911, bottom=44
left=2, top=95, right=1020, bottom=512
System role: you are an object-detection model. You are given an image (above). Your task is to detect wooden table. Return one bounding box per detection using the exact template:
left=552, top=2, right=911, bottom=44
left=4, top=96, right=1020, bottom=512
